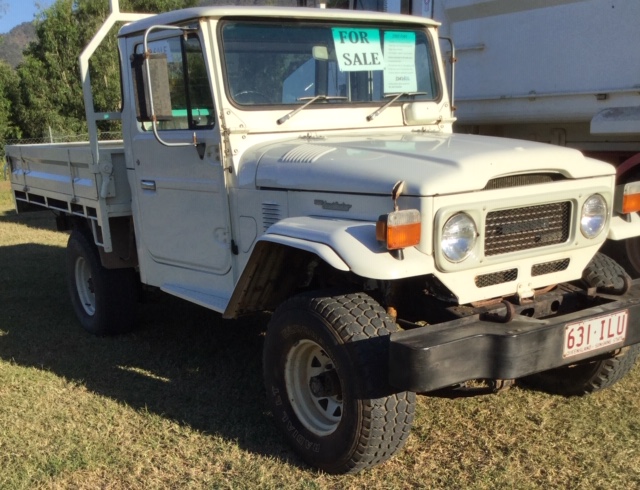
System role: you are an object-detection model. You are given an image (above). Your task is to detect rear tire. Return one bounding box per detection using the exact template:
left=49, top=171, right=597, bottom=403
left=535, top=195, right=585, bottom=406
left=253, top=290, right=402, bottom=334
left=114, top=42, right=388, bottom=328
left=66, top=229, right=138, bottom=335
left=263, top=291, right=415, bottom=474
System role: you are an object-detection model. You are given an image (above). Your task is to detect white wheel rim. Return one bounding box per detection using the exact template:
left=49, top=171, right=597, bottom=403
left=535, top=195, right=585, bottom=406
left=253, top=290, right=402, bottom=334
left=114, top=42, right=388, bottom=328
left=285, top=339, right=343, bottom=436
left=75, top=256, right=96, bottom=316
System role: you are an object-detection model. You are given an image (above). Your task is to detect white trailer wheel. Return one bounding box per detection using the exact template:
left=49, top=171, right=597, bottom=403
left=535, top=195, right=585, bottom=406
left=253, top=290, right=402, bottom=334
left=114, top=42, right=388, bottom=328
left=285, top=339, right=343, bottom=436
left=74, top=256, right=96, bottom=316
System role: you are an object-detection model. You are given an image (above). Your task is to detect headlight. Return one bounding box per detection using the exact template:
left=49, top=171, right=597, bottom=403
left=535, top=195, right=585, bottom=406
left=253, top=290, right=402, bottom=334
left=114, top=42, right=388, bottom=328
left=442, top=212, right=478, bottom=262
left=580, top=194, right=607, bottom=238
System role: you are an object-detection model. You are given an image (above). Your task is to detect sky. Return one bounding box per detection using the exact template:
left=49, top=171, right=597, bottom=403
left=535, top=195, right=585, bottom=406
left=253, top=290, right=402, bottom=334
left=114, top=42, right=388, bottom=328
left=0, top=0, right=52, bottom=34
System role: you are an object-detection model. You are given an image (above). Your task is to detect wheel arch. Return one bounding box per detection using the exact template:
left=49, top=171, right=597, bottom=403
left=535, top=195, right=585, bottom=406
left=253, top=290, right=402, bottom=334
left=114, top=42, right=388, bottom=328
left=63, top=216, right=138, bottom=269
left=223, top=216, right=435, bottom=319
left=223, top=239, right=348, bottom=319
left=616, top=152, right=640, bottom=183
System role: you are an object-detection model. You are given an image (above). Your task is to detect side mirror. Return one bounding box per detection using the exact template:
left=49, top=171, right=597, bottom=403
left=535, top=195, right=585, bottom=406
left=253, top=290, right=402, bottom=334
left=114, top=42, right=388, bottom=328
left=134, top=24, right=205, bottom=157
left=131, top=52, right=173, bottom=122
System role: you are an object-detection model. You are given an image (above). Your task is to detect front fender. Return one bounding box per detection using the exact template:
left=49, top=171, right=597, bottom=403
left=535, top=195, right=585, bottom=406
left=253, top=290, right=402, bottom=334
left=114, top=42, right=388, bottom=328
left=222, top=216, right=436, bottom=319
left=265, top=216, right=435, bottom=280
left=608, top=213, right=640, bottom=240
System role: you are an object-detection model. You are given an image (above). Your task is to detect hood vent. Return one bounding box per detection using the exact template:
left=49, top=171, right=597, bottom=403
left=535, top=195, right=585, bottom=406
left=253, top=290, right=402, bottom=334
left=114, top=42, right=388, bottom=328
left=262, top=202, right=282, bottom=231
left=280, top=144, right=336, bottom=164
left=484, top=173, right=563, bottom=190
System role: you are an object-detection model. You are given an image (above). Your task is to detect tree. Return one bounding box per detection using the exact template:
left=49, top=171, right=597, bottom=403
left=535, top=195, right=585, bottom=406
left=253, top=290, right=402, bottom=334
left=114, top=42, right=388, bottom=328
left=15, top=0, right=86, bottom=138
left=0, top=60, right=21, bottom=147
left=13, top=0, right=199, bottom=139
left=0, top=60, right=20, bottom=162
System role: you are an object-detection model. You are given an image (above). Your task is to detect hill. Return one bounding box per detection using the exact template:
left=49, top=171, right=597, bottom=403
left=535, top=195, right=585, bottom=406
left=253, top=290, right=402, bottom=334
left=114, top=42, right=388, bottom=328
left=0, top=22, right=35, bottom=67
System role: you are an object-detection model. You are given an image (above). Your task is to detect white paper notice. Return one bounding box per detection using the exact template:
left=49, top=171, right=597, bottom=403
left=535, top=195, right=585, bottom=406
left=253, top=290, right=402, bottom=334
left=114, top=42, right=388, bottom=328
left=332, top=28, right=385, bottom=72
left=383, top=31, right=417, bottom=93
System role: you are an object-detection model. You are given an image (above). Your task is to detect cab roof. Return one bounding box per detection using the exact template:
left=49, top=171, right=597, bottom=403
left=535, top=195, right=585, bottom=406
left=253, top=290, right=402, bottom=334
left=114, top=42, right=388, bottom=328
left=118, top=6, right=439, bottom=37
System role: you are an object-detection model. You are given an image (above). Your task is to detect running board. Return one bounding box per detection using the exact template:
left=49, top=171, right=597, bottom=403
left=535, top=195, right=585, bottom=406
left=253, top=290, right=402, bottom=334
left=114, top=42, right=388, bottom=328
left=161, top=283, right=230, bottom=313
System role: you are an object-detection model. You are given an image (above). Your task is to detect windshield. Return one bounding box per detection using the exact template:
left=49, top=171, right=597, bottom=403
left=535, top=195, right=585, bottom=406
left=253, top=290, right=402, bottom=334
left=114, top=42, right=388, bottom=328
left=220, top=20, right=440, bottom=107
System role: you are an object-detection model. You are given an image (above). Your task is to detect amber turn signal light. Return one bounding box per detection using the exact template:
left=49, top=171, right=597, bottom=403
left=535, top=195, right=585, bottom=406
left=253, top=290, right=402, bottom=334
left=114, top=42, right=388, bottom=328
left=615, top=182, right=640, bottom=214
left=376, top=209, right=421, bottom=250
left=623, top=193, right=640, bottom=214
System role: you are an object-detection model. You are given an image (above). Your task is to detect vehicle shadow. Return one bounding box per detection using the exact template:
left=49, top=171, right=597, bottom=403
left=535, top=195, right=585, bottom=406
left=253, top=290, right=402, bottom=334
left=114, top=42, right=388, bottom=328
left=0, top=241, right=302, bottom=469
left=0, top=207, right=60, bottom=233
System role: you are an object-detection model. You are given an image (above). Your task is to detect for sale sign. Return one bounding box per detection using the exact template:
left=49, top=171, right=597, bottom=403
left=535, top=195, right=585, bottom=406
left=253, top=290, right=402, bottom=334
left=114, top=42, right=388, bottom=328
left=332, top=28, right=385, bottom=72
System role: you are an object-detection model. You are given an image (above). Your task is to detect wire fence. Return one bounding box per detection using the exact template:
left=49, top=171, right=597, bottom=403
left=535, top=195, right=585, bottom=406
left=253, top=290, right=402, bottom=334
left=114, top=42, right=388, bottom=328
left=1, top=132, right=123, bottom=180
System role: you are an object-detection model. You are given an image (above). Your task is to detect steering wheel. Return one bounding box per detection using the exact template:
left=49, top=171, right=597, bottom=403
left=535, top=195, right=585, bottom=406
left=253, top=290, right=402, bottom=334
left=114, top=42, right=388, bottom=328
left=234, top=90, right=271, bottom=104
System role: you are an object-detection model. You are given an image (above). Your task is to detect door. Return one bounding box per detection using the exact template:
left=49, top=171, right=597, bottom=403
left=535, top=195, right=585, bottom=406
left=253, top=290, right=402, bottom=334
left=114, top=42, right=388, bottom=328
left=129, top=33, right=232, bottom=284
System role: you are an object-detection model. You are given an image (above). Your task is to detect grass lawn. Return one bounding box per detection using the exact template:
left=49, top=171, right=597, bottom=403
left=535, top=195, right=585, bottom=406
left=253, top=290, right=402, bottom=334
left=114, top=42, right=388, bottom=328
left=1, top=179, right=639, bottom=489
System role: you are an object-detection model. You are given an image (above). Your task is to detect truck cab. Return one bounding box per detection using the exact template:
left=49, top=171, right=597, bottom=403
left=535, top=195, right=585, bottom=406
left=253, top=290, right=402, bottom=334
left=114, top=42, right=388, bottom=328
left=118, top=7, right=451, bottom=312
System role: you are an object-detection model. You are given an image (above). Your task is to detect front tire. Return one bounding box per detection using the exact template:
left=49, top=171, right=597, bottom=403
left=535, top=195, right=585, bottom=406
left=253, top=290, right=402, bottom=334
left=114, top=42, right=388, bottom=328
left=66, top=229, right=138, bottom=335
left=263, top=291, right=415, bottom=474
left=522, top=344, right=640, bottom=396
left=581, top=252, right=631, bottom=294
left=523, top=252, right=639, bottom=395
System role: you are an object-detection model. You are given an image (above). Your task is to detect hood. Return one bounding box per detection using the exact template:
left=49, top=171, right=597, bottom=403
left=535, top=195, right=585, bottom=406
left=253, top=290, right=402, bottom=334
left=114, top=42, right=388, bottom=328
left=249, top=132, right=613, bottom=196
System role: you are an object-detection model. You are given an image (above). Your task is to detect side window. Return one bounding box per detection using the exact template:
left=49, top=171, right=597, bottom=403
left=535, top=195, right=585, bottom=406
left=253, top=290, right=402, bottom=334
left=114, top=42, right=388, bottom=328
left=135, top=35, right=215, bottom=131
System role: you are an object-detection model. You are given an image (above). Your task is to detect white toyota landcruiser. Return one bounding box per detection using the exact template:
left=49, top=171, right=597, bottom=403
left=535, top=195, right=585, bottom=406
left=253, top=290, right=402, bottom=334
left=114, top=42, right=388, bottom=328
left=7, top=4, right=640, bottom=474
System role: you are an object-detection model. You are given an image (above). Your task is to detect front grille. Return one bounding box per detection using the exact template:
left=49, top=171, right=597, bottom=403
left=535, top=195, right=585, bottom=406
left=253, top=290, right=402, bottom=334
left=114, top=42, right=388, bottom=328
left=532, top=258, right=570, bottom=276
left=475, top=269, right=518, bottom=288
left=485, top=202, right=571, bottom=256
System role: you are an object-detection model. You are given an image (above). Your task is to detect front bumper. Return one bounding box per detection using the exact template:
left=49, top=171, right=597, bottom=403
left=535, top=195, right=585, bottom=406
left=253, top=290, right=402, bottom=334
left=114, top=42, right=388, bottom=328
left=389, top=280, right=640, bottom=392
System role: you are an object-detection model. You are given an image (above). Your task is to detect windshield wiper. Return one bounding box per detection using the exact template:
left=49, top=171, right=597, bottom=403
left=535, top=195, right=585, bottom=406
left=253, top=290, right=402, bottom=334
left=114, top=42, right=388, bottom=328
left=277, top=95, right=348, bottom=125
left=366, top=92, right=427, bottom=122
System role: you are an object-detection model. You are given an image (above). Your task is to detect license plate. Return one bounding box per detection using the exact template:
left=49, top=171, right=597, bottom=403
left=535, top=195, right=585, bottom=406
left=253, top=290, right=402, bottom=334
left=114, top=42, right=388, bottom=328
left=563, top=310, right=628, bottom=358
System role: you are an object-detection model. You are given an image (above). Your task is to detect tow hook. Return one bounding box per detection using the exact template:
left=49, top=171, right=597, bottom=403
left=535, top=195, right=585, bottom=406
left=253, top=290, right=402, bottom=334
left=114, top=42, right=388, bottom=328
left=480, top=300, right=516, bottom=323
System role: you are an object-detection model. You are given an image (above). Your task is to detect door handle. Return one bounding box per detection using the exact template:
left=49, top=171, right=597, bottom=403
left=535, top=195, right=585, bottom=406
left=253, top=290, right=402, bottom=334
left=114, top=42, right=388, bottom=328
left=141, top=180, right=156, bottom=191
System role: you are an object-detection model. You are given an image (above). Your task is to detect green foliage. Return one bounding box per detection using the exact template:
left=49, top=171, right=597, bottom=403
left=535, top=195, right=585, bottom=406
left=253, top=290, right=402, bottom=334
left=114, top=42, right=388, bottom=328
left=0, top=61, right=20, bottom=140
left=125, top=0, right=200, bottom=12
left=15, top=0, right=86, bottom=138
left=9, top=0, right=199, bottom=139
